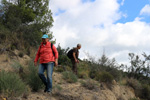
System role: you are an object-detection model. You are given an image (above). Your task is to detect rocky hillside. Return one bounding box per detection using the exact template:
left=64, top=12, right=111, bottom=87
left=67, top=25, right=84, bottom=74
left=22, top=72, right=136, bottom=100
left=0, top=50, right=139, bottom=100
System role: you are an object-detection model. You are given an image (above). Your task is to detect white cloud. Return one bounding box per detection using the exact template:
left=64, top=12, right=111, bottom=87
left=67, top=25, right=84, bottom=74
left=50, top=0, right=81, bottom=14
left=50, top=0, right=150, bottom=64
left=114, top=20, right=150, bottom=47
left=121, top=0, right=125, bottom=6
left=140, top=4, right=150, bottom=16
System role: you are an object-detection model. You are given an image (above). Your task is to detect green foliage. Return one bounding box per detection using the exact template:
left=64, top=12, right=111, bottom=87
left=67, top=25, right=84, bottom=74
left=62, top=71, right=78, bottom=83
left=0, top=70, right=27, bottom=97
left=64, top=66, right=72, bottom=72
left=54, top=84, right=62, bottom=91
left=126, top=78, right=142, bottom=97
left=95, top=71, right=114, bottom=83
left=77, top=62, right=90, bottom=79
left=121, top=53, right=150, bottom=100
left=141, top=84, right=150, bottom=99
left=105, top=66, right=123, bottom=81
left=18, top=51, right=24, bottom=57
left=98, top=54, right=117, bottom=68
left=59, top=55, right=71, bottom=66
left=85, top=53, right=122, bottom=82
left=80, top=79, right=98, bottom=90
left=121, top=53, right=150, bottom=79
left=129, top=98, right=138, bottom=100
left=0, top=0, right=54, bottom=51
left=55, top=66, right=65, bottom=72
left=57, top=44, right=71, bottom=66
left=24, top=61, right=43, bottom=92
left=126, top=78, right=141, bottom=90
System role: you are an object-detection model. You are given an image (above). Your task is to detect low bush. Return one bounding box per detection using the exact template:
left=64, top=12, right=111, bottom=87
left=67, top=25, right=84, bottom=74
left=126, top=78, right=141, bottom=90
left=55, top=66, right=65, bottom=72
left=81, top=79, right=98, bottom=90
left=129, top=98, right=138, bottom=100
left=54, top=84, right=62, bottom=91
left=78, top=70, right=89, bottom=79
left=24, top=61, right=43, bottom=92
left=11, top=61, right=23, bottom=73
left=0, top=70, right=27, bottom=97
left=62, top=71, right=78, bottom=83
left=95, top=71, right=114, bottom=83
left=141, top=84, right=150, bottom=99
left=105, top=67, right=123, bottom=81
left=18, top=51, right=24, bottom=57
left=89, top=70, right=97, bottom=79
left=77, top=62, right=89, bottom=79
left=58, top=55, right=72, bottom=66
left=126, top=78, right=142, bottom=97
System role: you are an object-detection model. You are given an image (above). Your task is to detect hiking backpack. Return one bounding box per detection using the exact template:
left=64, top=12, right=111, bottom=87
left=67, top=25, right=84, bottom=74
left=67, top=49, right=73, bottom=59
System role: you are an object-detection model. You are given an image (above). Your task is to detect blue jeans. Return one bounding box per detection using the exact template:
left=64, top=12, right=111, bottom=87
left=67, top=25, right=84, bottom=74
left=38, top=62, right=54, bottom=92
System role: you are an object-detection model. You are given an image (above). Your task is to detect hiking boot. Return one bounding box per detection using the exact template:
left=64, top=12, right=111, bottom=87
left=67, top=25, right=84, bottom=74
left=44, top=89, right=47, bottom=92
left=44, top=87, right=47, bottom=92
left=47, top=90, right=52, bottom=95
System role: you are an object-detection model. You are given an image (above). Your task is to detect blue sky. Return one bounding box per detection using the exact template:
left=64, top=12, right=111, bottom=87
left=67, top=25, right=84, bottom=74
left=50, top=0, right=150, bottom=64
left=1, top=0, right=150, bottom=64
left=117, top=0, right=150, bottom=23
left=1, top=0, right=149, bottom=65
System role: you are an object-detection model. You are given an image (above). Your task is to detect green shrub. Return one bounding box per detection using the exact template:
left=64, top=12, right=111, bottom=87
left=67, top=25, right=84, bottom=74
left=55, top=66, right=65, bottom=72
left=24, top=61, right=43, bottom=92
left=54, top=65, right=72, bottom=73
left=119, top=78, right=127, bottom=85
left=62, top=71, right=78, bottom=83
left=88, top=63, right=104, bottom=79
left=58, top=55, right=72, bottom=66
left=141, top=84, right=150, bottom=99
left=126, top=78, right=142, bottom=97
left=78, top=70, right=89, bottom=79
left=89, top=70, right=97, bottom=79
left=126, top=78, right=141, bottom=90
left=18, top=52, right=24, bottom=57
left=11, top=61, right=23, bottom=73
left=95, top=71, right=113, bottom=83
left=54, top=84, right=62, bottom=91
left=65, top=66, right=72, bottom=71
left=81, top=79, right=98, bottom=90
left=10, top=44, right=16, bottom=50
left=53, top=84, right=62, bottom=95
left=105, top=67, right=123, bottom=81
left=129, top=98, right=138, bottom=100
left=0, top=70, right=27, bottom=97
left=77, top=62, right=89, bottom=79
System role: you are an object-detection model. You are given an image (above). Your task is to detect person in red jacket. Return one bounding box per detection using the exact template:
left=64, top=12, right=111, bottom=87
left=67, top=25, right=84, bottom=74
left=34, top=34, right=58, bottom=93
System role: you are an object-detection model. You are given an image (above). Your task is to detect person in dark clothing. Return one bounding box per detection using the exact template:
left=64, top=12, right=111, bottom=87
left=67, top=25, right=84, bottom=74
left=67, top=44, right=81, bottom=75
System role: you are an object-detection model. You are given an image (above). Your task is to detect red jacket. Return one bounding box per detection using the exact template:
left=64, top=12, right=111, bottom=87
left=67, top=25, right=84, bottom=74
left=34, top=41, right=58, bottom=64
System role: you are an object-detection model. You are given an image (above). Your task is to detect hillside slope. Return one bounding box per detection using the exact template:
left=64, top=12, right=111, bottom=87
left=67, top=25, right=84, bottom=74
left=0, top=51, right=138, bottom=100
left=22, top=72, right=136, bottom=100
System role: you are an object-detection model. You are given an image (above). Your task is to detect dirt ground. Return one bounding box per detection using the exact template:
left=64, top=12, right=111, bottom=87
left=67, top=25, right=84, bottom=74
left=0, top=51, right=138, bottom=100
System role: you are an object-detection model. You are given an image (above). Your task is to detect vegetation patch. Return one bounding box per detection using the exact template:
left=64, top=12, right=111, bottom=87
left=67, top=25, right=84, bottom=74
left=62, top=71, right=78, bottom=83
left=80, top=79, right=99, bottom=91
left=0, top=70, right=28, bottom=97
left=23, top=61, right=44, bottom=92
left=95, top=71, right=114, bottom=83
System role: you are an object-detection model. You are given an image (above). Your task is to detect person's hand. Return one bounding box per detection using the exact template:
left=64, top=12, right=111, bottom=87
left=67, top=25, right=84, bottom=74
left=75, top=59, right=79, bottom=63
left=77, top=60, right=79, bottom=63
left=55, top=59, right=58, bottom=66
left=34, top=62, right=37, bottom=66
